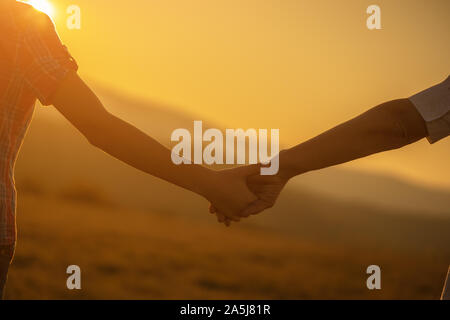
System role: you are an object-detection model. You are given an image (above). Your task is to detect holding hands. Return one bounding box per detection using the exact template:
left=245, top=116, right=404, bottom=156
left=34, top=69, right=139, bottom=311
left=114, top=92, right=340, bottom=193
left=207, top=152, right=290, bottom=226
left=205, top=96, right=436, bottom=226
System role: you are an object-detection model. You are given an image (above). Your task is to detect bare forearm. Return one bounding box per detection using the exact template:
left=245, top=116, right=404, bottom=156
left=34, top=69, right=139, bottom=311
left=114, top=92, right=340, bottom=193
left=86, top=114, right=212, bottom=198
left=52, top=73, right=213, bottom=198
left=280, top=99, right=427, bottom=178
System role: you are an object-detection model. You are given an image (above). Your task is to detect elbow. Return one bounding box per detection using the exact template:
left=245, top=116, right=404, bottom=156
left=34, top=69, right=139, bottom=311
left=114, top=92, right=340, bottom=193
left=79, top=113, right=115, bottom=149
left=381, top=99, right=425, bottom=147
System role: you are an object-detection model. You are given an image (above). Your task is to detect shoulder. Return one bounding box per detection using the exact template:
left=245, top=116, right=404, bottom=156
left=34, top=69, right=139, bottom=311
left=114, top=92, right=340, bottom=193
left=11, top=1, right=55, bottom=34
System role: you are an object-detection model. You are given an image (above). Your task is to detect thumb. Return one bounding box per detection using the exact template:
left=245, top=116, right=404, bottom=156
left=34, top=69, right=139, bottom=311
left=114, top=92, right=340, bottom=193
left=240, top=199, right=270, bottom=217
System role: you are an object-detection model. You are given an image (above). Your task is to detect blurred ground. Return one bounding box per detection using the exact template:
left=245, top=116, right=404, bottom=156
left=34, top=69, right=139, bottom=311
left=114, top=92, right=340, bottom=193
left=5, top=193, right=449, bottom=299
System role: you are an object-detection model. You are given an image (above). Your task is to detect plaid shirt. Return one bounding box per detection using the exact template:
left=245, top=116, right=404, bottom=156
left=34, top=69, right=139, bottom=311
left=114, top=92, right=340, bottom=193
left=0, top=1, right=78, bottom=245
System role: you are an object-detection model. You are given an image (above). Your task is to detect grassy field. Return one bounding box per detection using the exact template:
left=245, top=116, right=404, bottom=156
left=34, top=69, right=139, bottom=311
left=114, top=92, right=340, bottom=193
left=4, top=193, right=449, bottom=300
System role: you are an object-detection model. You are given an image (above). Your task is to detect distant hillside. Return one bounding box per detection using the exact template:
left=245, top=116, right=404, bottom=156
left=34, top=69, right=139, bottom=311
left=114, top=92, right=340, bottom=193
left=293, top=168, right=450, bottom=216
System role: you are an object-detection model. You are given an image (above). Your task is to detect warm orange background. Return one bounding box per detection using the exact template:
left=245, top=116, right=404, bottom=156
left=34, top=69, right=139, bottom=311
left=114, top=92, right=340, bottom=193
left=7, top=0, right=450, bottom=300
left=45, top=0, right=450, bottom=189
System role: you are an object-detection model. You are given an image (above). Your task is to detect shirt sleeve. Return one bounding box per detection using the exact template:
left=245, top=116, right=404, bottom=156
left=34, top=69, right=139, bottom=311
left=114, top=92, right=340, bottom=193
left=19, top=11, right=78, bottom=106
left=409, top=76, right=450, bottom=144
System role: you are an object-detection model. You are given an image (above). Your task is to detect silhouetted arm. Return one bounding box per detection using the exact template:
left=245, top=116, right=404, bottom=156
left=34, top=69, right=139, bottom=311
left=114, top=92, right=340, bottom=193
left=240, top=77, right=450, bottom=216
left=280, top=99, right=428, bottom=178
left=241, top=99, right=429, bottom=216
left=51, top=71, right=258, bottom=220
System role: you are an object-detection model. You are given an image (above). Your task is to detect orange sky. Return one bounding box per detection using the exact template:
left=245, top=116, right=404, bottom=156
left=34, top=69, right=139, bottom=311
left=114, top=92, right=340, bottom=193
left=29, top=0, right=450, bottom=189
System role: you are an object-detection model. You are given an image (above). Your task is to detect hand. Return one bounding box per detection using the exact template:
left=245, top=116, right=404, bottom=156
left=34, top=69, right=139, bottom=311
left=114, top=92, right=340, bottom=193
left=211, top=152, right=292, bottom=222
left=240, top=171, right=289, bottom=216
left=203, top=165, right=260, bottom=226
left=241, top=150, right=293, bottom=216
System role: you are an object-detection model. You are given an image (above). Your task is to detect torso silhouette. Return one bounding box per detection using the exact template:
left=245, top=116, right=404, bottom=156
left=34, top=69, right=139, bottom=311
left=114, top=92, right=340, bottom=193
left=0, top=0, right=77, bottom=246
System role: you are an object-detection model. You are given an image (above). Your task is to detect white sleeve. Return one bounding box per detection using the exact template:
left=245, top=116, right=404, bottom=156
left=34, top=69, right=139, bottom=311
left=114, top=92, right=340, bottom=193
left=442, top=266, right=450, bottom=300
left=409, top=76, right=450, bottom=144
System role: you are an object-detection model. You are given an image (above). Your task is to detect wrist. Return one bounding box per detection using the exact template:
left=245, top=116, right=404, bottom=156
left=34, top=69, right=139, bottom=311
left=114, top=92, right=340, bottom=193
left=277, top=149, right=297, bottom=180
left=192, top=165, right=218, bottom=200
left=277, top=148, right=311, bottom=180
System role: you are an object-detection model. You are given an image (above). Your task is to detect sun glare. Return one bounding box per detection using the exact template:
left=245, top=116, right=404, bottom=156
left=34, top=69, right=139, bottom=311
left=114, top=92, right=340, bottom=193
left=27, top=0, right=54, bottom=17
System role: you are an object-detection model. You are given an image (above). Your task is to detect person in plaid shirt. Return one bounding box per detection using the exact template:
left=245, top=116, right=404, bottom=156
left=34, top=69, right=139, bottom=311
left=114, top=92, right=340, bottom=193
left=0, top=1, right=261, bottom=298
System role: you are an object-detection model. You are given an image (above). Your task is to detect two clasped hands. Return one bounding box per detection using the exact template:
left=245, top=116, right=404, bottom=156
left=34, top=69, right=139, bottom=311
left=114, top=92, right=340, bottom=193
left=203, top=158, right=289, bottom=226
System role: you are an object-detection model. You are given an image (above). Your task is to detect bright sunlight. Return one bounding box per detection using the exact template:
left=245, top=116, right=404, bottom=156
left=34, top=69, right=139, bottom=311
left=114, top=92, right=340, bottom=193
left=26, top=0, right=54, bottom=17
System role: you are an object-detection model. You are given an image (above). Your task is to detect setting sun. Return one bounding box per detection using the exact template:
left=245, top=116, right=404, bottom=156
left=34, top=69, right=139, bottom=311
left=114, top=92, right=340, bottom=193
left=26, top=0, right=54, bottom=17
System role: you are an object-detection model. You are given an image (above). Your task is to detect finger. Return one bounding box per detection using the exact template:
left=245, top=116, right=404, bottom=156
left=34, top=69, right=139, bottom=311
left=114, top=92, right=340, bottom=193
left=216, top=213, right=226, bottom=223
left=209, top=204, right=217, bottom=214
left=240, top=199, right=270, bottom=217
left=260, top=153, right=280, bottom=168
left=228, top=215, right=241, bottom=222
left=246, top=183, right=266, bottom=195
left=215, top=210, right=239, bottom=223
